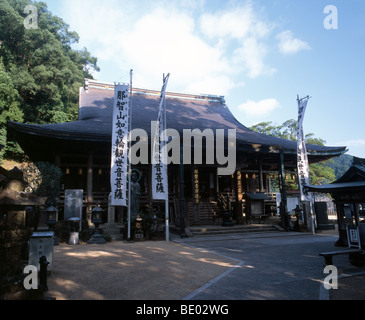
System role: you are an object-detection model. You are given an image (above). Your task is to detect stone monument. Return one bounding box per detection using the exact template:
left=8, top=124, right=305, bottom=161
left=64, top=189, right=83, bottom=221
left=100, top=193, right=122, bottom=241
left=64, top=190, right=83, bottom=245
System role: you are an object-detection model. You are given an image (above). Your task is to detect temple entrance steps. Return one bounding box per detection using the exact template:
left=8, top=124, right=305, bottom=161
left=187, top=224, right=281, bottom=237
left=187, top=201, right=224, bottom=226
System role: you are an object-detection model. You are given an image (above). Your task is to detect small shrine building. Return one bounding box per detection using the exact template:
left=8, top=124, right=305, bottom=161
left=306, top=157, right=365, bottom=247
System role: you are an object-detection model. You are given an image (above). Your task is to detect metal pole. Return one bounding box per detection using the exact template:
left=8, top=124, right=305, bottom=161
left=163, top=76, right=169, bottom=242
left=165, top=199, right=169, bottom=242
left=127, top=69, right=133, bottom=242
left=297, top=95, right=315, bottom=234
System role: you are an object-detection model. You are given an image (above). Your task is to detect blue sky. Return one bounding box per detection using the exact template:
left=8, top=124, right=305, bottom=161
left=43, top=0, right=365, bottom=158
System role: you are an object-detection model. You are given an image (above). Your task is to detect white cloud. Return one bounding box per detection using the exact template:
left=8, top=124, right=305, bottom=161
left=200, top=5, right=267, bottom=40
left=200, top=4, right=275, bottom=79
left=276, top=30, right=311, bottom=54
left=233, top=37, right=276, bottom=78
left=62, top=0, right=242, bottom=95
left=58, top=0, right=308, bottom=95
left=120, top=8, right=235, bottom=93
left=238, top=98, right=280, bottom=117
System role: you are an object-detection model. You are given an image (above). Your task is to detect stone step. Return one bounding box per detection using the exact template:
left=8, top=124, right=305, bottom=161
left=187, top=201, right=224, bottom=225
left=187, top=224, right=280, bottom=237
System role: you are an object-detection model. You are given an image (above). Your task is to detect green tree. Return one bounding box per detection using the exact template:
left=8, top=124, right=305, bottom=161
left=326, top=153, right=353, bottom=179
left=0, top=0, right=99, bottom=159
left=20, top=161, right=63, bottom=203
left=249, top=119, right=337, bottom=188
left=309, top=162, right=335, bottom=185
left=249, top=121, right=281, bottom=137
left=0, top=58, right=23, bottom=161
left=278, top=119, right=297, bottom=141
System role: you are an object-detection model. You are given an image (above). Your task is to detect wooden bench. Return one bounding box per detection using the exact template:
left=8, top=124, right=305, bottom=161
left=319, top=249, right=364, bottom=266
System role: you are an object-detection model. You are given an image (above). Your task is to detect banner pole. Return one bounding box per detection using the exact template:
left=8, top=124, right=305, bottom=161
left=164, top=85, right=169, bottom=242
left=297, top=95, right=315, bottom=234
left=151, top=74, right=170, bottom=241
left=127, top=69, right=133, bottom=242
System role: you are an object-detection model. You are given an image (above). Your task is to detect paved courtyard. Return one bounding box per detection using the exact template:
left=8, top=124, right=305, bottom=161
left=46, top=230, right=365, bottom=301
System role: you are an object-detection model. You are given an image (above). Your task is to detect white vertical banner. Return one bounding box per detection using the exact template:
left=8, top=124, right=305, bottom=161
left=111, top=84, right=130, bottom=206
left=297, top=96, right=311, bottom=202
left=152, top=74, right=170, bottom=201
left=297, top=96, right=316, bottom=234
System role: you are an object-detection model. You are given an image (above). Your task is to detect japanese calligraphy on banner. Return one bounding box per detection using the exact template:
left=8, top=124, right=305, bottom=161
left=152, top=74, right=170, bottom=200
left=297, top=97, right=312, bottom=202
left=111, top=84, right=130, bottom=206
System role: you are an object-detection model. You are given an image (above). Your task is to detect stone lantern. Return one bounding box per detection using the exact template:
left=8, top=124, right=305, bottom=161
left=44, top=203, right=59, bottom=245
left=88, top=204, right=106, bottom=244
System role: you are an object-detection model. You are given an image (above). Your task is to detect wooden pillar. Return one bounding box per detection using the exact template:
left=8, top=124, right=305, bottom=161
left=192, top=166, right=199, bottom=224
left=267, top=174, right=272, bottom=193
left=216, top=168, right=219, bottom=194
left=259, top=159, right=264, bottom=192
left=235, top=170, right=243, bottom=222
left=179, top=148, right=187, bottom=238
left=353, top=203, right=360, bottom=227
left=335, top=202, right=347, bottom=246
left=55, top=154, right=61, bottom=168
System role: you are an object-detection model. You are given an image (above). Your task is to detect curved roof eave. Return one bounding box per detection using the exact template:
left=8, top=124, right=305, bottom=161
left=305, top=181, right=365, bottom=193
left=8, top=120, right=347, bottom=159
left=7, top=83, right=347, bottom=158
left=7, top=121, right=111, bottom=143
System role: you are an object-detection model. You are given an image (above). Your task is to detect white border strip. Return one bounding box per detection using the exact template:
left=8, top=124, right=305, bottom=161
left=181, top=244, right=245, bottom=300
left=183, top=261, right=244, bottom=300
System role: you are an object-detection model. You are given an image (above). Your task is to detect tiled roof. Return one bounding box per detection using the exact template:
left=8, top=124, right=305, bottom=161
left=8, top=80, right=347, bottom=156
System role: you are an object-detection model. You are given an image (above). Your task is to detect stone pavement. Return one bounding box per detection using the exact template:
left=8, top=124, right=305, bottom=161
left=45, top=231, right=365, bottom=301
left=330, top=274, right=365, bottom=300
left=46, top=238, right=239, bottom=300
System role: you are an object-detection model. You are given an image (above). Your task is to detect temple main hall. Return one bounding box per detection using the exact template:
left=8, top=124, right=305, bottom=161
left=8, top=79, right=346, bottom=228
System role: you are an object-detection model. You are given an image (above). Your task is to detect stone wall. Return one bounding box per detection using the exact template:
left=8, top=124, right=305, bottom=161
left=0, top=167, right=46, bottom=298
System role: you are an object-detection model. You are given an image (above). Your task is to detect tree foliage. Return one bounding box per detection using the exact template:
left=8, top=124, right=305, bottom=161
left=20, top=161, right=63, bottom=204
left=0, top=58, right=23, bottom=158
left=326, top=153, right=353, bottom=180
left=250, top=120, right=326, bottom=146
left=0, top=0, right=99, bottom=160
left=249, top=119, right=344, bottom=188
